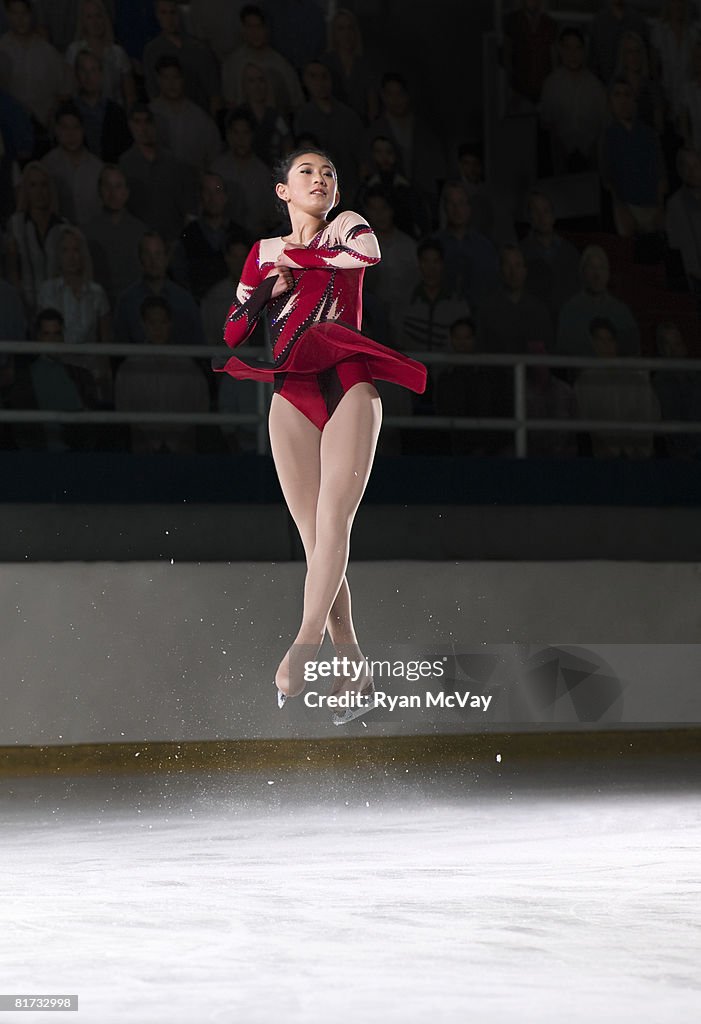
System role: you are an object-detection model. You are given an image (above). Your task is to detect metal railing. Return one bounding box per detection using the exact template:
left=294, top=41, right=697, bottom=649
left=0, top=340, right=699, bottom=458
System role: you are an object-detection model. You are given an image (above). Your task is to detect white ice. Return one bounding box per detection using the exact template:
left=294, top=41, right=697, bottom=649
left=1, top=758, right=700, bottom=1023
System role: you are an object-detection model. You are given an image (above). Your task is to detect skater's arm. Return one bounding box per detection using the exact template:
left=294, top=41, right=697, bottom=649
left=223, top=241, right=278, bottom=348
left=279, top=211, right=381, bottom=270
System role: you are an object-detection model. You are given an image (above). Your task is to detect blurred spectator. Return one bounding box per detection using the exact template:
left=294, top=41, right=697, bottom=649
left=400, top=238, right=471, bottom=359
left=650, top=0, right=700, bottom=123
left=65, top=0, right=135, bottom=108
left=525, top=338, right=577, bottom=457
left=5, top=161, right=66, bottom=316
left=114, top=294, right=209, bottom=454
left=652, top=320, right=701, bottom=456
left=119, top=103, right=196, bottom=243
left=221, top=5, right=305, bottom=116
left=35, top=0, right=115, bottom=54
left=0, top=0, right=72, bottom=128
left=435, top=179, right=500, bottom=310
left=41, top=101, right=103, bottom=228
left=85, top=164, right=147, bottom=304
left=520, top=190, right=580, bottom=323
left=368, top=72, right=446, bottom=199
left=573, top=316, right=660, bottom=457
left=7, top=306, right=99, bottom=451
left=321, top=7, right=379, bottom=124
left=454, top=141, right=515, bottom=246
left=680, top=34, right=701, bottom=149
left=599, top=78, right=667, bottom=237
left=539, top=27, right=608, bottom=173
left=212, top=107, right=278, bottom=237
left=170, top=172, right=247, bottom=302
left=502, top=0, right=558, bottom=109
left=588, top=0, right=650, bottom=85
left=264, top=0, right=326, bottom=73
left=114, top=230, right=205, bottom=346
left=112, top=0, right=159, bottom=72
left=434, top=316, right=499, bottom=455
left=0, top=271, right=25, bottom=397
left=360, top=185, right=418, bottom=346
left=556, top=245, right=641, bottom=356
left=72, top=49, right=131, bottom=163
left=613, top=30, right=664, bottom=135
left=36, top=223, right=112, bottom=401
left=149, top=55, right=221, bottom=172
left=0, top=84, right=34, bottom=163
left=201, top=231, right=251, bottom=345
left=477, top=243, right=554, bottom=354
left=188, top=0, right=242, bottom=63
left=293, top=60, right=365, bottom=195
left=143, top=0, right=221, bottom=118
left=355, top=134, right=432, bottom=239
left=237, top=61, right=291, bottom=167
left=665, top=146, right=701, bottom=295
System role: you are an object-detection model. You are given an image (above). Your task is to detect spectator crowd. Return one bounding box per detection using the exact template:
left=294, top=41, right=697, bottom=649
left=0, top=0, right=699, bottom=459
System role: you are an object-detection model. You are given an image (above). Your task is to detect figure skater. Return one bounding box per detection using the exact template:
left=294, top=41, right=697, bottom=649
left=212, top=148, right=427, bottom=724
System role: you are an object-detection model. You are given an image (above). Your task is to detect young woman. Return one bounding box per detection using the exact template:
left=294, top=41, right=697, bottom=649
left=212, top=149, right=427, bottom=724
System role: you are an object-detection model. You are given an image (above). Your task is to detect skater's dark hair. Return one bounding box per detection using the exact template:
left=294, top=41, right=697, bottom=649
left=272, top=147, right=338, bottom=215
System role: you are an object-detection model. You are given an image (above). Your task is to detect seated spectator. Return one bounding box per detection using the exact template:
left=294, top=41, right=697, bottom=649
left=5, top=161, right=66, bottom=316
left=0, top=0, right=72, bottom=129
left=264, top=0, right=326, bottom=74
left=34, top=0, right=100, bottom=54
left=368, top=72, right=446, bottom=200
left=539, top=27, right=608, bottom=173
left=72, top=48, right=132, bottom=163
left=143, top=0, right=221, bottom=118
left=477, top=243, right=554, bottom=353
left=651, top=320, right=701, bottom=457
left=85, top=164, right=147, bottom=305
left=556, top=245, right=641, bottom=356
left=435, top=179, right=500, bottom=310
left=149, top=55, right=221, bottom=172
left=293, top=60, right=365, bottom=196
left=434, top=316, right=500, bottom=455
left=221, top=5, right=304, bottom=116
left=453, top=141, right=516, bottom=245
left=170, top=172, right=247, bottom=302
left=502, top=0, right=558, bottom=110
left=355, top=134, right=432, bottom=240
left=212, top=107, right=278, bottom=237
left=399, top=238, right=472, bottom=405
left=525, top=338, right=577, bottom=457
left=188, top=0, right=242, bottom=63
left=201, top=231, right=253, bottom=346
left=114, top=231, right=205, bottom=346
left=41, top=102, right=103, bottom=228
left=37, top=224, right=112, bottom=402
left=321, top=7, right=379, bottom=124
left=680, top=34, right=701, bottom=150
left=613, top=30, right=664, bottom=136
left=119, top=103, right=197, bottom=243
left=573, top=316, right=660, bottom=457
left=114, top=294, right=209, bottom=454
left=588, top=0, right=650, bottom=85
left=650, top=0, right=700, bottom=123
left=360, top=185, right=418, bottom=346
left=237, top=61, right=292, bottom=167
left=600, top=78, right=667, bottom=237
left=6, top=306, right=99, bottom=451
left=65, top=0, right=136, bottom=108
left=665, top=146, right=701, bottom=296
left=520, top=190, right=581, bottom=323
left=113, top=0, right=160, bottom=75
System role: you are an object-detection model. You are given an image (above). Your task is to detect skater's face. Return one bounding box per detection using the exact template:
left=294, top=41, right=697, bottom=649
left=276, top=153, right=340, bottom=217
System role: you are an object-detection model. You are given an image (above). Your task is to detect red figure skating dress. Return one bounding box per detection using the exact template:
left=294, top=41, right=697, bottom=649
left=211, top=210, right=427, bottom=431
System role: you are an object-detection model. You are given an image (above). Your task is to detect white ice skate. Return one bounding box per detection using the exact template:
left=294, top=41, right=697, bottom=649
left=273, top=680, right=287, bottom=709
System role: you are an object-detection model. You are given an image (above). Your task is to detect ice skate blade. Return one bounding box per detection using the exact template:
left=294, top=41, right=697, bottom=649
left=273, top=680, right=287, bottom=709
left=332, top=692, right=376, bottom=726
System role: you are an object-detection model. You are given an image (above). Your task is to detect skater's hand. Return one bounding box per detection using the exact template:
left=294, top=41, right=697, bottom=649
left=266, top=265, right=294, bottom=298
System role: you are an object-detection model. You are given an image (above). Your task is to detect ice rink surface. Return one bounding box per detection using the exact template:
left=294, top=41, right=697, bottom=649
left=1, top=753, right=700, bottom=1023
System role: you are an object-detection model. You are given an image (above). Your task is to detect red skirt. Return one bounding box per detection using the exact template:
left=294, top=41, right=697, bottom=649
left=211, top=320, right=427, bottom=395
